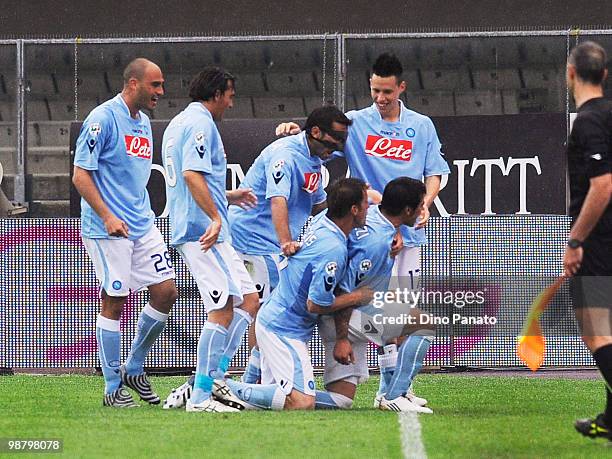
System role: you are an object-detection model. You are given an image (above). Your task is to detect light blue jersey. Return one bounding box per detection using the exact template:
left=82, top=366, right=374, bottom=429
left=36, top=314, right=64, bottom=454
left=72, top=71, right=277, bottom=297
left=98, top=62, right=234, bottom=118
left=339, top=205, right=396, bottom=317
left=229, top=132, right=326, bottom=255
left=342, top=100, right=450, bottom=247
left=257, top=215, right=348, bottom=342
left=162, top=102, right=229, bottom=246
left=74, top=94, right=154, bottom=240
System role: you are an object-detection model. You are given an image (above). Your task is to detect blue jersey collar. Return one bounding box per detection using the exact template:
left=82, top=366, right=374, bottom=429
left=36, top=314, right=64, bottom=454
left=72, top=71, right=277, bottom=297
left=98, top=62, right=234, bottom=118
left=372, top=205, right=396, bottom=231
left=370, top=99, right=407, bottom=124
left=117, top=94, right=140, bottom=119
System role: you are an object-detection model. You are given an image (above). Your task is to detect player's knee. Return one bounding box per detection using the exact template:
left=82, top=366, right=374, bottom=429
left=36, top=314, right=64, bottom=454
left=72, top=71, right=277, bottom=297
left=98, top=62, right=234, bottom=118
left=582, top=335, right=612, bottom=353
left=241, top=292, right=261, bottom=317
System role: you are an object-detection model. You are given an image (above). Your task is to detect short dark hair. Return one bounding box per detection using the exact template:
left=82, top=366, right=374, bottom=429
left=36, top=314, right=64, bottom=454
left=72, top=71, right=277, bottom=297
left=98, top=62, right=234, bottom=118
left=188, top=66, right=235, bottom=102
left=303, top=105, right=352, bottom=133
left=326, top=178, right=367, bottom=220
left=123, top=58, right=156, bottom=83
left=380, top=177, right=426, bottom=216
left=568, top=41, right=608, bottom=85
left=372, top=53, right=403, bottom=80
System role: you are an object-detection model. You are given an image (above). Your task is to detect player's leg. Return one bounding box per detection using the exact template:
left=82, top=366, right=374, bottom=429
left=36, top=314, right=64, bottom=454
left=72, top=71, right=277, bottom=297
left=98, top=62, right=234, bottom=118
left=239, top=253, right=281, bottom=383
left=215, top=319, right=315, bottom=410
left=120, top=227, right=178, bottom=404
left=217, top=245, right=260, bottom=377
left=83, top=237, right=136, bottom=407
left=572, top=265, right=612, bottom=438
left=176, top=241, right=238, bottom=412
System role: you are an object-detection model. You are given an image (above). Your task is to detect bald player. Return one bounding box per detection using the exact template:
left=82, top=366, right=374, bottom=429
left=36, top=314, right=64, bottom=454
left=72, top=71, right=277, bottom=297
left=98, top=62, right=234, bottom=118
left=73, top=58, right=178, bottom=408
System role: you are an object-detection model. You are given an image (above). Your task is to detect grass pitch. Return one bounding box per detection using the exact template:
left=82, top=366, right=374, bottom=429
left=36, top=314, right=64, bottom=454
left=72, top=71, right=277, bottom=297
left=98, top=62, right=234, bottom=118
left=1, top=374, right=611, bottom=458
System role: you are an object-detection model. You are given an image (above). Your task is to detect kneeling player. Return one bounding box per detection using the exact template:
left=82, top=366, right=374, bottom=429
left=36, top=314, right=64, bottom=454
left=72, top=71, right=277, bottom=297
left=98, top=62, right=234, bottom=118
left=213, top=178, right=373, bottom=410
left=318, top=177, right=435, bottom=413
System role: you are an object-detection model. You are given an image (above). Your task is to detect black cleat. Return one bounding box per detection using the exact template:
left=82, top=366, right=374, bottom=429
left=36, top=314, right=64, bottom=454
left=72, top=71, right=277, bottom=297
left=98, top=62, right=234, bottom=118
left=103, top=387, right=139, bottom=408
left=120, top=365, right=160, bottom=405
left=575, top=414, right=611, bottom=439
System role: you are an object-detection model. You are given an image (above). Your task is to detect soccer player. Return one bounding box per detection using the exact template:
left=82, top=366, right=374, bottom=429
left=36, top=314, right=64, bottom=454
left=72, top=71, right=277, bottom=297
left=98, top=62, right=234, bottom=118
left=161, top=105, right=351, bottom=408
left=161, top=67, right=260, bottom=413
left=72, top=58, right=178, bottom=407
left=317, top=177, right=434, bottom=413
left=276, top=52, right=450, bottom=400
left=562, top=42, right=612, bottom=440
left=213, top=178, right=373, bottom=410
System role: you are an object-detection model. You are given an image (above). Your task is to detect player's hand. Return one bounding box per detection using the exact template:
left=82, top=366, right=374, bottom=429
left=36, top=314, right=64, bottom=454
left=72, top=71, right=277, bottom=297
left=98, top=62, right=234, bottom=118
left=275, top=122, right=301, bottom=137
left=354, top=286, right=374, bottom=306
left=390, top=230, right=404, bottom=258
left=227, top=188, right=257, bottom=209
left=333, top=338, right=354, bottom=365
left=415, top=205, right=430, bottom=230
left=281, top=241, right=301, bottom=256
left=199, top=219, right=222, bottom=252
left=563, top=246, right=583, bottom=277
left=103, top=214, right=129, bottom=238
left=366, top=188, right=383, bottom=205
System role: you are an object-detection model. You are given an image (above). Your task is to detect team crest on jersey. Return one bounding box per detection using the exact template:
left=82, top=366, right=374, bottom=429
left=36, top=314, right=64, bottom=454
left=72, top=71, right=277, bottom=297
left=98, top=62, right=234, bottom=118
left=124, top=135, right=152, bottom=159
left=405, top=128, right=416, bottom=138
left=86, top=123, right=101, bottom=153
left=324, top=261, right=338, bottom=291
left=355, top=258, right=372, bottom=286
left=272, top=159, right=285, bottom=185
left=365, top=135, right=412, bottom=161
left=194, top=131, right=206, bottom=159
left=302, top=172, right=320, bottom=194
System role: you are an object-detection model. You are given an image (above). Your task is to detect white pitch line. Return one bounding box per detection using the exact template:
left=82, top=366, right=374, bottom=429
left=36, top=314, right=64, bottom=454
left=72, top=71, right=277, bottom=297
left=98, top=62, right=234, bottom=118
left=398, top=411, right=427, bottom=459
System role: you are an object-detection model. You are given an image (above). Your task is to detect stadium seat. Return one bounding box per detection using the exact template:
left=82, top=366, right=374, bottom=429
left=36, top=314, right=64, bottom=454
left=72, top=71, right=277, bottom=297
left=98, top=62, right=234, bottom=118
left=472, top=68, right=521, bottom=90
left=28, top=122, right=71, bottom=147
left=0, top=146, right=15, bottom=174
left=26, top=99, right=51, bottom=121
left=47, top=98, right=100, bottom=121
left=252, top=97, right=305, bottom=118
left=153, top=98, right=189, bottom=120
left=345, top=69, right=370, bottom=94
left=304, top=96, right=333, bottom=115
left=0, top=123, right=16, bottom=148
left=266, top=71, right=319, bottom=97
left=455, top=90, right=503, bottom=115
left=500, top=89, right=520, bottom=114
left=27, top=147, right=70, bottom=174
left=25, top=74, right=55, bottom=97
left=161, top=74, right=191, bottom=98
left=404, top=91, right=455, bottom=116
left=224, top=97, right=254, bottom=119
left=233, top=72, right=266, bottom=96
left=0, top=102, right=16, bottom=121
left=0, top=73, right=16, bottom=96
left=421, top=69, right=471, bottom=91
left=343, top=94, right=360, bottom=112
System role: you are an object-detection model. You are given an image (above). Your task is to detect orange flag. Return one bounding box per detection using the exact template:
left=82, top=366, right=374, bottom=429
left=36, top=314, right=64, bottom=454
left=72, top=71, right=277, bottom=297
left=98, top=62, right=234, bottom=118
left=517, top=277, right=565, bottom=371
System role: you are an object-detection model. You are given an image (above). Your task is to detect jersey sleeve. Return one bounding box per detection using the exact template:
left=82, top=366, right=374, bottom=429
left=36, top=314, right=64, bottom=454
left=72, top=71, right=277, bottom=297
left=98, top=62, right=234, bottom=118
left=265, top=152, right=293, bottom=200
left=313, top=174, right=327, bottom=204
left=423, top=118, right=451, bottom=177
left=73, top=109, right=112, bottom=171
left=181, top=121, right=213, bottom=174
left=574, top=113, right=612, bottom=179
left=308, top=245, right=347, bottom=307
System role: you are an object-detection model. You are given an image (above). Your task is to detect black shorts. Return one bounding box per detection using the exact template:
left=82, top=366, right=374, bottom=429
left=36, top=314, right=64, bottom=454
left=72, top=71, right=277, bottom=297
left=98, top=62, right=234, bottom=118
left=570, top=233, right=612, bottom=308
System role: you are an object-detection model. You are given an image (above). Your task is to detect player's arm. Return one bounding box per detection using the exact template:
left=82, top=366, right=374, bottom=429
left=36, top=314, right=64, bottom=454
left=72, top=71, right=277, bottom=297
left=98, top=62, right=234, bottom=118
left=270, top=196, right=301, bottom=256
left=226, top=187, right=257, bottom=209
left=331, top=301, right=354, bottom=365
left=564, top=173, right=612, bottom=276
left=72, top=166, right=129, bottom=237
left=275, top=122, right=302, bottom=136
left=307, top=287, right=372, bottom=314
left=415, top=175, right=441, bottom=230
left=183, top=170, right=222, bottom=251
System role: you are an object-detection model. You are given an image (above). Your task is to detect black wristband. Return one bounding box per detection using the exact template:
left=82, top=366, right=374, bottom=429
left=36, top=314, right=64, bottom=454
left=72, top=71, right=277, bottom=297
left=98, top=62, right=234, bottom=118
left=567, top=238, right=582, bottom=249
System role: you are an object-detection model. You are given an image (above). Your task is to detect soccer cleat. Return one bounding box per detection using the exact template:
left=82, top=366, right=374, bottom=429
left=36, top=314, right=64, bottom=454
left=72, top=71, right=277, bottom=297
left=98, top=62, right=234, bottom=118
left=103, top=387, right=139, bottom=408
left=406, top=387, right=428, bottom=407
left=212, top=379, right=258, bottom=410
left=575, top=414, right=612, bottom=439
left=374, top=393, right=383, bottom=408
left=162, top=380, right=193, bottom=410
left=120, top=365, right=160, bottom=405
left=379, top=395, right=433, bottom=414
left=186, top=397, right=240, bottom=413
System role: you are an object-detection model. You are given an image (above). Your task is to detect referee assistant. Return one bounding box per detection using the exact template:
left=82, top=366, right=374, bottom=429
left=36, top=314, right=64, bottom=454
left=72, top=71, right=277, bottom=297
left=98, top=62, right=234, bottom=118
left=564, top=41, right=612, bottom=440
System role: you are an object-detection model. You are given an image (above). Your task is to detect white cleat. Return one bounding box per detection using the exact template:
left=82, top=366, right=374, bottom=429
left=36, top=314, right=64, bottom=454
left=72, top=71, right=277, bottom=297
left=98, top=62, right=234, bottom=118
left=212, top=379, right=259, bottom=410
left=379, top=395, right=433, bottom=414
left=405, top=387, right=428, bottom=407
left=162, top=380, right=193, bottom=410
left=374, top=393, right=383, bottom=409
left=186, top=397, right=240, bottom=413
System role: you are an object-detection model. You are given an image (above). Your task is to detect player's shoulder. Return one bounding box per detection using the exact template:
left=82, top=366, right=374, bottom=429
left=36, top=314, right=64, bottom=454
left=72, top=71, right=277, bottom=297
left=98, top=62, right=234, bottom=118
left=346, top=104, right=376, bottom=121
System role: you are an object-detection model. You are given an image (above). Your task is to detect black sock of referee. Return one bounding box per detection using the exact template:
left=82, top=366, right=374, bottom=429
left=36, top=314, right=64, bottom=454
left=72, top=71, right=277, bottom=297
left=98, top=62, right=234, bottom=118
left=593, top=344, right=612, bottom=426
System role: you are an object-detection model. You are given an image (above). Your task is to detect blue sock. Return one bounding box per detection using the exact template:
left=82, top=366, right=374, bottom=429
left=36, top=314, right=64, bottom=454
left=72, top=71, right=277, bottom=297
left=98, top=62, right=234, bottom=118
left=241, top=346, right=261, bottom=384
left=191, top=322, right=228, bottom=404
left=315, top=391, right=353, bottom=410
left=386, top=334, right=432, bottom=400
left=377, top=345, right=398, bottom=396
left=226, top=379, right=286, bottom=410
left=96, top=315, right=122, bottom=394
left=219, top=309, right=252, bottom=375
left=125, top=303, right=168, bottom=375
